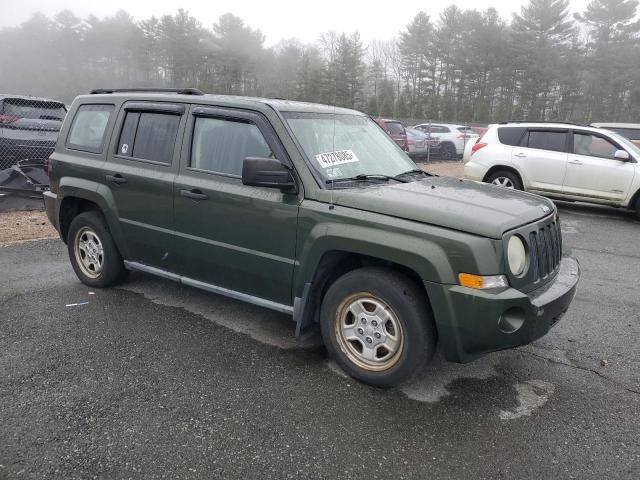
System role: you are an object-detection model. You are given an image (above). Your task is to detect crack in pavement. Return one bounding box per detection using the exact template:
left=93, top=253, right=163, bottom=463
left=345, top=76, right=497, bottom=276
left=516, top=347, right=640, bottom=395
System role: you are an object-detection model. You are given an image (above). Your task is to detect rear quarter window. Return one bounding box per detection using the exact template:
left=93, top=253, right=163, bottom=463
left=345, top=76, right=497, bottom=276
left=67, top=104, right=114, bottom=153
left=497, top=127, right=527, bottom=146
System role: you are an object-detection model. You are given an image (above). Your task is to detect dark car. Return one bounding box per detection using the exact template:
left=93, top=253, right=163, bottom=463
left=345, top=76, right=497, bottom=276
left=374, top=117, right=408, bottom=151
left=44, top=88, right=579, bottom=388
left=0, top=95, right=67, bottom=169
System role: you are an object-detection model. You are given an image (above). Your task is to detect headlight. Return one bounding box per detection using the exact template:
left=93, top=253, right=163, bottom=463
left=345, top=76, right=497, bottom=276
left=507, top=235, right=527, bottom=276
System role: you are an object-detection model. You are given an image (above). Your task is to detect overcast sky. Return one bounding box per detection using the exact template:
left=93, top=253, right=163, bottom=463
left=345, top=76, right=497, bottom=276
left=2, top=0, right=587, bottom=45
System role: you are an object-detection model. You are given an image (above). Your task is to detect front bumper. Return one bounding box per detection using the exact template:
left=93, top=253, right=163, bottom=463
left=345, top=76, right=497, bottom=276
left=425, top=256, right=580, bottom=363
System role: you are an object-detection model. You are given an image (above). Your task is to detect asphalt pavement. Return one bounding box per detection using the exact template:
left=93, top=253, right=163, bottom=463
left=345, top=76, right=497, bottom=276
left=1, top=202, right=639, bottom=479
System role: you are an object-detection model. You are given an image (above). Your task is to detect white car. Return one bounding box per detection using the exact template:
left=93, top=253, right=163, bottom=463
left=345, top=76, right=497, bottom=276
left=463, top=122, right=640, bottom=217
left=413, top=123, right=478, bottom=159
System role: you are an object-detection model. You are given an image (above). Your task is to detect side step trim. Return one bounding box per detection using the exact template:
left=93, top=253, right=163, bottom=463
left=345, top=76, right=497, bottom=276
left=124, top=261, right=294, bottom=315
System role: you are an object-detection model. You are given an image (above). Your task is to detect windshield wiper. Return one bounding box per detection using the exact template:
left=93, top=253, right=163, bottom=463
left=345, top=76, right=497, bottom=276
left=326, top=174, right=408, bottom=185
left=396, top=169, right=432, bottom=178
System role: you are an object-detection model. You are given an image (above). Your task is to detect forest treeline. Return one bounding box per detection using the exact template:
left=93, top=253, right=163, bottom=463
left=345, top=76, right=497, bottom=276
left=1, top=0, right=639, bottom=124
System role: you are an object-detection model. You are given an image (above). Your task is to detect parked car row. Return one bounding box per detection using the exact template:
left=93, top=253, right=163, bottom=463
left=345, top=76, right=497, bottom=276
left=374, top=117, right=481, bottom=160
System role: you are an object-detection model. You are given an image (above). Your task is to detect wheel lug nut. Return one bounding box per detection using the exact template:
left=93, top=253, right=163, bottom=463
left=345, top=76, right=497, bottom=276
left=361, top=318, right=367, bottom=324
left=357, top=328, right=364, bottom=335
left=371, top=320, right=378, bottom=326
left=366, top=337, right=373, bottom=344
left=374, top=332, right=381, bottom=339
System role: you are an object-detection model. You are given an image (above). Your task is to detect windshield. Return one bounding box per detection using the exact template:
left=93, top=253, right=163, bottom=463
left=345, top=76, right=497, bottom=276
left=284, top=112, right=416, bottom=183
left=386, top=122, right=405, bottom=135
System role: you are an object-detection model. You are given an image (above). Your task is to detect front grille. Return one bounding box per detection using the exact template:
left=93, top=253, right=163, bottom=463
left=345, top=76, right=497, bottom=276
left=504, top=213, right=563, bottom=292
left=528, top=219, right=562, bottom=282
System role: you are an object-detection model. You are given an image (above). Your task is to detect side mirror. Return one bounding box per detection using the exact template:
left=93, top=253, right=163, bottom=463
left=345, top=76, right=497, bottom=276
left=242, top=157, right=297, bottom=193
left=614, top=149, right=630, bottom=161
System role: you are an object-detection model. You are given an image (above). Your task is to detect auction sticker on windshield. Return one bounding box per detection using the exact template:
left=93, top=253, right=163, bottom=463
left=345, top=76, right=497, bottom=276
left=315, top=150, right=360, bottom=168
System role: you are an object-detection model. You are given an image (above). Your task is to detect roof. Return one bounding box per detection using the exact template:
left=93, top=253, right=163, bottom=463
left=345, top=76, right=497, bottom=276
left=0, top=93, right=65, bottom=104
left=85, top=90, right=364, bottom=116
left=499, top=122, right=596, bottom=130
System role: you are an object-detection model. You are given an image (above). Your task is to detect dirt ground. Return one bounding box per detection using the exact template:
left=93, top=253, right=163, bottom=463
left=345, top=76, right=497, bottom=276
left=0, top=210, right=58, bottom=245
left=418, top=160, right=464, bottom=178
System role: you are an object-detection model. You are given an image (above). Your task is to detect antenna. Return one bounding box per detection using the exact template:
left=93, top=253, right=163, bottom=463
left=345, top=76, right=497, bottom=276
left=329, top=105, right=336, bottom=210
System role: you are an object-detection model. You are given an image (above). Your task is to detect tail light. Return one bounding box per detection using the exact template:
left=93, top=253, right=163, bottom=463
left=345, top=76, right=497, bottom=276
left=0, top=114, right=18, bottom=125
left=471, top=142, right=488, bottom=156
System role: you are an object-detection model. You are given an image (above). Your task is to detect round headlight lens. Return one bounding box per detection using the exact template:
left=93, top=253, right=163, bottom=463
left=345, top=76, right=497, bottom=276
left=507, top=235, right=527, bottom=276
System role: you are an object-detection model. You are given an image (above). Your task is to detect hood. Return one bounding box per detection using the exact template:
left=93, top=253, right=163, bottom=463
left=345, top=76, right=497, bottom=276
left=331, top=176, right=555, bottom=239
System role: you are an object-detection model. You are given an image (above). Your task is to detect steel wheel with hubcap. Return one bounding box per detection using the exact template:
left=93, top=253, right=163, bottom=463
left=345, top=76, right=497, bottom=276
left=320, top=267, right=437, bottom=388
left=335, top=294, right=404, bottom=372
left=74, top=226, right=104, bottom=278
left=67, top=210, right=128, bottom=288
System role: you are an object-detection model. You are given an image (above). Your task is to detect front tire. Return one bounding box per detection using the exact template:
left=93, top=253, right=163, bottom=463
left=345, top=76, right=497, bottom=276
left=67, top=211, right=128, bottom=288
left=486, top=170, right=523, bottom=190
left=634, top=196, right=640, bottom=220
left=320, top=267, right=436, bottom=388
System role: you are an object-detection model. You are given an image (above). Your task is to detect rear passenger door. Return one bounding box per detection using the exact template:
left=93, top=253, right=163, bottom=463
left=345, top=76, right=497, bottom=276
left=172, top=106, right=301, bottom=306
left=103, top=102, right=186, bottom=267
left=511, top=129, right=568, bottom=193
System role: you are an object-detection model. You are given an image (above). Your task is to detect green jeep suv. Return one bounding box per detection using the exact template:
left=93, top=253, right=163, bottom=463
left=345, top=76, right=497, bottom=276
left=44, top=88, right=580, bottom=388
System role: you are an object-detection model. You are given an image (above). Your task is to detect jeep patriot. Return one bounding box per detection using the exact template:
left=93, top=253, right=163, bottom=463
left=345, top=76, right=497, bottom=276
left=44, top=88, right=580, bottom=387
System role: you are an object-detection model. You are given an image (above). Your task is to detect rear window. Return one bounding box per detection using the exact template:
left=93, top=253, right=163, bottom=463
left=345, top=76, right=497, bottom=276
left=527, top=130, right=568, bottom=152
left=117, top=111, right=181, bottom=165
left=3, top=99, right=66, bottom=121
left=386, top=122, right=405, bottom=135
left=498, top=127, right=527, bottom=146
left=611, top=127, right=640, bottom=141
left=67, top=104, right=114, bottom=153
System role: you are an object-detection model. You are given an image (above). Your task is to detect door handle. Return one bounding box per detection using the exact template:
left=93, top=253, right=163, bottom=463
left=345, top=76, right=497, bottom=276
left=514, top=152, right=526, bottom=158
left=180, top=189, right=208, bottom=201
left=106, top=174, right=127, bottom=184
left=569, top=159, right=583, bottom=165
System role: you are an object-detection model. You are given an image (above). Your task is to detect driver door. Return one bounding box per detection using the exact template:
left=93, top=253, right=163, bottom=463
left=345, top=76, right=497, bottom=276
left=171, top=106, right=302, bottom=306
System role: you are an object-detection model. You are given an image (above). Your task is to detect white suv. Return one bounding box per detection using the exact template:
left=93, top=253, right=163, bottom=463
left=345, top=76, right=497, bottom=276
left=413, top=123, right=478, bottom=159
left=463, top=122, right=640, bottom=217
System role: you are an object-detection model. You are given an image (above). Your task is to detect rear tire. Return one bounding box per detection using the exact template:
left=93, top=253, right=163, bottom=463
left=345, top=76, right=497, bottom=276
left=634, top=196, right=640, bottom=220
left=320, top=267, right=436, bottom=388
left=67, top=211, right=128, bottom=288
left=440, top=142, right=456, bottom=160
left=486, top=170, right=523, bottom=190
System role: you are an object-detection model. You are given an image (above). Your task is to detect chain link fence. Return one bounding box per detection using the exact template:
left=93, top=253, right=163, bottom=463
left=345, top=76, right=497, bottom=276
left=0, top=94, right=67, bottom=170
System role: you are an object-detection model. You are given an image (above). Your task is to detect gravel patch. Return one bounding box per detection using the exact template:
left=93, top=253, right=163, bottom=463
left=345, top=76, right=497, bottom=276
left=0, top=210, right=58, bottom=245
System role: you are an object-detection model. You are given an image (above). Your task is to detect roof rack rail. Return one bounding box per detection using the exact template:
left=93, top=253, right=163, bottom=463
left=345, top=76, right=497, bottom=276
left=499, top=120, right=586, bottom=126
left=90, top=88, right=204, bottom=96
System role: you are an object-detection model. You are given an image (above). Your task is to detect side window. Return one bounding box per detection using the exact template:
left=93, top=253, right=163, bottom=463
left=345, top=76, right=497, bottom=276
left=526, top=130, right=567, bottom=153
left=67, top=104, right=114, bottom=153
left=498, top=127, right=527, bottom=146
left=190, top=117, right=272, bottom=176
left=573, top=132, right=619, bottom=159
left=117, top=111, right=181, bottom=164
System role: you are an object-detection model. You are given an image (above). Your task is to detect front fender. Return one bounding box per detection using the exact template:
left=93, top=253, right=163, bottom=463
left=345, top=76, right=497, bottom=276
left=293, top=201, right=503, bottom=298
